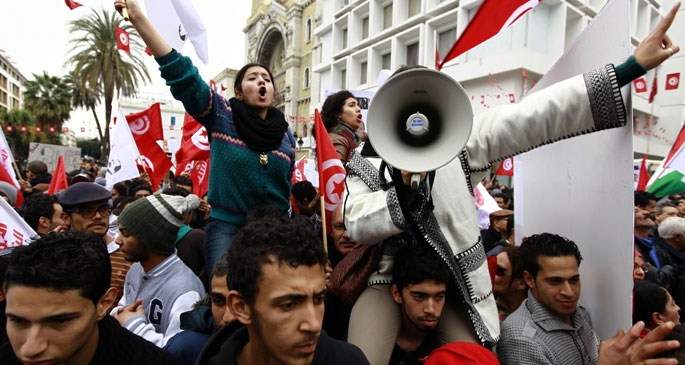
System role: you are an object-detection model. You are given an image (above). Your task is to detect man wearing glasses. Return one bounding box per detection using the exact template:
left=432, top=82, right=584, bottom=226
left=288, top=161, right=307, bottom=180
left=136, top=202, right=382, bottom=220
left=58, top=182, right=131, bottom=306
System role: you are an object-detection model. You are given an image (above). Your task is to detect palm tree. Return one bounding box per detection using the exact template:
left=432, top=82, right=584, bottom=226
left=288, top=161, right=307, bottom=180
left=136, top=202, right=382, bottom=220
left=65, top=7, right=150, bottom=159
left=23, top=72, right=73, bottom=133
left=64, top=72, right=102, bottom=142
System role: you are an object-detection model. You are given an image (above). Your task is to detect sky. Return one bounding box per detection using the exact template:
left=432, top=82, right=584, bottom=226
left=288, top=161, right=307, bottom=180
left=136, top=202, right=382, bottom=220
left=0, top=0, right=251, bottom=135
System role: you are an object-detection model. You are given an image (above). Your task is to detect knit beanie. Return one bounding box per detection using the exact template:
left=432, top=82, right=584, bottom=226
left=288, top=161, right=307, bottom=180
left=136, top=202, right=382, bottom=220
left=0, top=181, right=18, bottom=206
left=118, top=193, right=200, bottom=255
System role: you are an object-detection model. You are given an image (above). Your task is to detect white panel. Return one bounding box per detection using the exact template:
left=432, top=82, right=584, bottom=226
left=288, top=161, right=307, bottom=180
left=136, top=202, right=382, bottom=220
left=514, top=0, right=633, bottom=340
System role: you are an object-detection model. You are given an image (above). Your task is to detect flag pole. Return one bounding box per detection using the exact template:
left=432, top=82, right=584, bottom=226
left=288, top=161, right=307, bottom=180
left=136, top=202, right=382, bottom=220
left=122, top=7, right=129, bottom=21
left=320, top=196, right=328, bottom=255
left=11, top=160, right=22, bottom=181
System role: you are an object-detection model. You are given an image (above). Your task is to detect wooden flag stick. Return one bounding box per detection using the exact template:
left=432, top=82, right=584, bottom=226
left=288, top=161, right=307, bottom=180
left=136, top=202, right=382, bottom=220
left=320, top=196, right=328, bottom=254
left=122, top=7, right=129, bottom=21
left=11, top=160, right=22, bottom=180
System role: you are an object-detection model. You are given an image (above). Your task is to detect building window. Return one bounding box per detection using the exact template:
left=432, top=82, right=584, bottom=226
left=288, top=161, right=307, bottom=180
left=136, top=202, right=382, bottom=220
left=438, top=28, right=456, bottom=60
left=360, top=61, right=368, bottom=84
left=408, top=0, right=421, bottom=17
left=382, top=53, right=392, bottom=69
left=362, top=17, right=369, bottom=39
left=304, top=67, right=311, bottom=88
left=342, top=28, right=348, bottom=49
left=406, top=43, right=418, bottom=66
left=383, top=4, right=393, bottom=29
left=305, top=17, right=312, bottom=43
left=341, top=69, right=347, bottom=89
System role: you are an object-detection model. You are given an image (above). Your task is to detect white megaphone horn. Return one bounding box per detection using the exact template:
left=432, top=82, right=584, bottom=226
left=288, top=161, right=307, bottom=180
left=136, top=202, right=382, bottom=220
left=366, top=68, right=474, bottom=187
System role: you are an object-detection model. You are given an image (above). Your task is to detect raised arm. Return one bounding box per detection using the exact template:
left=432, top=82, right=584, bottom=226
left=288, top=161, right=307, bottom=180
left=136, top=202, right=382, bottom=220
left=634, top=2, right=680, bottom=71
left=114, top=0, right=173, bottom=57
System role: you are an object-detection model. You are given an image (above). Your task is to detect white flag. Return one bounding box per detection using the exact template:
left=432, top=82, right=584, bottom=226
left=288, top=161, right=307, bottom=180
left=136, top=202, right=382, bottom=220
left=107, top=109, right=142, bottom=189
left=473, top=183, right=501, bottom=229
left=0, top=130, right=20, bottom=189
left=0, top=198, right=37, bottom=250
left=145, top=0, right=209, bottom=64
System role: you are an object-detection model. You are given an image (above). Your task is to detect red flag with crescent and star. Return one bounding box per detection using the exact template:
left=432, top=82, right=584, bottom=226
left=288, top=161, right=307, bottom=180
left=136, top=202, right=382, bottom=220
left=314, top=109, right=346, bottom=233
left=633, top=77, right=647, bottom=93
left=175, top=113, right=211, bottom=196
left=115, top=25, right=131, bottom=54
left=124, top=103, right=164, bottom=141
left=495, top=157, right=514, bottom=176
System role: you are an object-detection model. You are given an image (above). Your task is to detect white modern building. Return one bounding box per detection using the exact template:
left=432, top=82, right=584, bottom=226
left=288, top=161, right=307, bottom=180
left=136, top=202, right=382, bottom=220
left=312, top=0, right=685, bottom=161
left=0, top=49, right=26, bottom=112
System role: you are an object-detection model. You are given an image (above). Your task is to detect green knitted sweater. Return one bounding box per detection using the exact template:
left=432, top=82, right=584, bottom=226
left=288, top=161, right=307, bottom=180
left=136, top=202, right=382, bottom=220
left=157, top=50, right=296, bottom=226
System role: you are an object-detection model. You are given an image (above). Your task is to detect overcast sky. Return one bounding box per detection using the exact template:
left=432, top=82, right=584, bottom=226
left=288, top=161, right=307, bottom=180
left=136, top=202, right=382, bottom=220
left=1, top=0, right=250, bottom=132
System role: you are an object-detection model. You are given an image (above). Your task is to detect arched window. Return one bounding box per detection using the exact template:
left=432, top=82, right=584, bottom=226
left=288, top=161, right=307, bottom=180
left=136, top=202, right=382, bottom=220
left=304, top=67, right=311, bottom=88
left=305, top=17, right=313, bottom=43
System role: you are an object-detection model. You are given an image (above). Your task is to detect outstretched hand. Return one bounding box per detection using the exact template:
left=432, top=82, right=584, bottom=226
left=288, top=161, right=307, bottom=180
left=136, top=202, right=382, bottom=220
left=634, top=2, right=681, bottom=70
left=598, top=321, right=680, bottom=365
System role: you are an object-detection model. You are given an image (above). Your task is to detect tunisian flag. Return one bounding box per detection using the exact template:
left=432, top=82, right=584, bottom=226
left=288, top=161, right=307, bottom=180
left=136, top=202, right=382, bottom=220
left=175, top=113, right=211, bottom=197
left=115, top=25, right=131, bottom=54
left=133, top=132, right=173, bottom=190
left=495, top=157, right=514, bottom=176
left=48, top=156, right=68, bottom=195
left=64, top=0, right=83, bottom=10
left=125, top=103, right=164, bottom=141
left=438, top=0, right=541, bottom=69
left=314, top=109, right=346, bottom=233
left=633, top=77, right=648, bottom=93
left=291, top=156, right=308, bottom=186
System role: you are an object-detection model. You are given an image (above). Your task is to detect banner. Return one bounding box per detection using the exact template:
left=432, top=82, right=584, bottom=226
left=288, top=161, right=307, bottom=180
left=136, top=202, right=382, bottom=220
left=0, top=197, right=37, bottom=250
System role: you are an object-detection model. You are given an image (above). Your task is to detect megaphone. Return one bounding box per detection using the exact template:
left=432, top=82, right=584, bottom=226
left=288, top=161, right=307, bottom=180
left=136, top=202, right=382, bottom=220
left=366, top=68, right=473, bottom=175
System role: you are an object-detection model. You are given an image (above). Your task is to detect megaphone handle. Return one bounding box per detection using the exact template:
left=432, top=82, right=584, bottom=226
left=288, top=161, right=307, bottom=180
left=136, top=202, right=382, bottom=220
left=410, top=174, right=421, bottom=190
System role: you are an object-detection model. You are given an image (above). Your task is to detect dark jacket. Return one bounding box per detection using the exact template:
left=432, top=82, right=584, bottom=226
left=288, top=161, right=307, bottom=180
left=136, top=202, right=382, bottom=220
left=654, top=237, right=685, bottom=308
left=164, top=306, right=216, bottom=365
left=196, top=321, right=369, bottom=365
left=480, top=226, right=502, bottom=253
left=0, top=315, right=182, bottom=365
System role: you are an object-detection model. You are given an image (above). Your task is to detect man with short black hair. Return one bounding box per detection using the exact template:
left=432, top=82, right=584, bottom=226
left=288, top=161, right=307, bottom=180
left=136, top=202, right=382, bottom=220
left=131, top=184, right=154, bottom=200
left=389, top=244, right=451, bottom=365
left=21, top=194, right=65, bottom=235
left=292, top=181, right=321, bottom=233
left=197, top=215, right=368, bottom=364
left=0, top=231, right=182, bottom=364
left=498, top=233, right=599, bottom=364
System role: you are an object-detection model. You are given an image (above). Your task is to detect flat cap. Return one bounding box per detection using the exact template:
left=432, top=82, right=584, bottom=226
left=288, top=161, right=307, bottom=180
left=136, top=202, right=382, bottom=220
left=490, top=209, right=514, bottom=219
left=58, top=182, right=111, bottom=209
